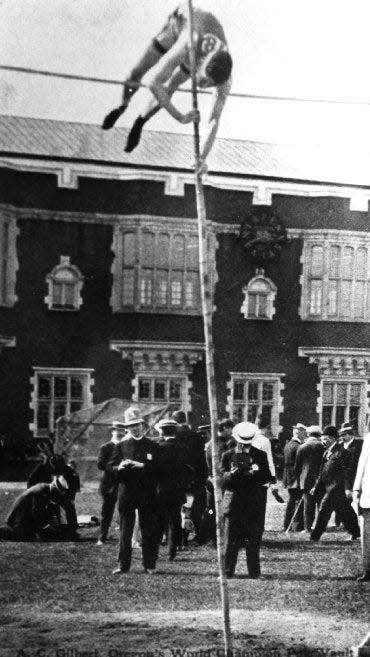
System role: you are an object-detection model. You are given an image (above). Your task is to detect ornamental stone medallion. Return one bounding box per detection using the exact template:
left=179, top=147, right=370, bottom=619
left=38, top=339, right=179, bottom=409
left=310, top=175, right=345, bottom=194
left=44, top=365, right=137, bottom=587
left=240, top=207, right=288, bottom=261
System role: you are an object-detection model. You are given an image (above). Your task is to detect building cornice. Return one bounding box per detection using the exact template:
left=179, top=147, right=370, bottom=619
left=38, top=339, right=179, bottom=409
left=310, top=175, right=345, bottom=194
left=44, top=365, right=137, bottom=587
left=3, top=206, right=370, bottom=243
left=110, top=341, right=204, bottom=374
left=1, top=156, right=370, bottom=211
left=298, top=346, right=370, bottom=377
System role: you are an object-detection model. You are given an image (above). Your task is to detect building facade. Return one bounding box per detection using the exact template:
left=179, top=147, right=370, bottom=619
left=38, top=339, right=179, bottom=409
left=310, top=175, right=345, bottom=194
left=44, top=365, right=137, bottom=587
left=0, top=115, right=369, bottom=444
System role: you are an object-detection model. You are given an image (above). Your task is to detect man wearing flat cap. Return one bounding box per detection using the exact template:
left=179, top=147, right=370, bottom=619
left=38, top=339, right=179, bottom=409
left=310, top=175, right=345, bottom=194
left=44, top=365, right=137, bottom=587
left=155, top=418, right=190, bottom=561
left=96, top=420, right=127, bottom=546
left=282, top=423, right=307, bottom=531
left=221, top=421, right=271, bottom=579
left=109, top=407, right=159, bottom=575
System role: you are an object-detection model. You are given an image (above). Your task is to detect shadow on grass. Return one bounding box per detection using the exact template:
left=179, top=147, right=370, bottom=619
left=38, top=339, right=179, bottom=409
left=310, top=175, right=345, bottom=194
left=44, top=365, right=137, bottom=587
left=263, top=539, right=358, bottom=550
left=1, top=620, right=353, bottom=656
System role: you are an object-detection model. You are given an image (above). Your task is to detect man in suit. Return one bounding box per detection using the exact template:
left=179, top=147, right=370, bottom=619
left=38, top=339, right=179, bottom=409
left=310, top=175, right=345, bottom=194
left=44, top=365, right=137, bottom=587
left=0, top=475, right=79, bottom=541
left=221, top=421, right=271, bottom=579
left=155, top=418, right=189, bottom=561
left=283, top=423, right=307, bottom=531
left=110, top=407, right=159, bottom=575
left=310, top=427, right=360, bottom=542
left=96, top=420, right=127, bottom=546
left=202, top=419, right=235, bottom=546
left=340, top=422, right=363, bottom=493
left=295, top=425, right=325, bottom=532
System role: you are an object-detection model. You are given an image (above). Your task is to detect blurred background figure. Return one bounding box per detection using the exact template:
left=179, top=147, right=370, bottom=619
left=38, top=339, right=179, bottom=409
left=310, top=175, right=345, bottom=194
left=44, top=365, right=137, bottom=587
left=295, top=425, right=325, bottom=533
left=283, top=423, right=306, bottom=532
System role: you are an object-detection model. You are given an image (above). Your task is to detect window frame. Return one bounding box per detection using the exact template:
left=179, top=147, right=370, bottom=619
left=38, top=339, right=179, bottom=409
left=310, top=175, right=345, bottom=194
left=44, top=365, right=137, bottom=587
left=319, top=378, right=368, bottom=436
left=135, top=373, right=188, bottom=408
left=240, top=268, right=277, bottom=320
left=45, top=256, right=84, bottom=311
left=0, top=212, right=18, bottom=308
left=30, top=367, right=94, bottom=438
left=300, top=231, right=370, bottom=322
left=110, top=217, right=217, bottom=315
left=226, top=372, right=284, bottom=439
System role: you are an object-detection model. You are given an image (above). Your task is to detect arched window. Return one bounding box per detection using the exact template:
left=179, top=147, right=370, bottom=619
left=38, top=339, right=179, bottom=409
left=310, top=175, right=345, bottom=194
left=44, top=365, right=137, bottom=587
left=241, top=269, right=277, bottom=320
left=45, top=256, right=84, bottom=311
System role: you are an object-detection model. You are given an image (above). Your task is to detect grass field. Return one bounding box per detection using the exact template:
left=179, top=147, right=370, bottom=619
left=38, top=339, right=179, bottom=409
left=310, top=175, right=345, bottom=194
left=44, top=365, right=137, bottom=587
left=0, top=483, right=369, bottom=657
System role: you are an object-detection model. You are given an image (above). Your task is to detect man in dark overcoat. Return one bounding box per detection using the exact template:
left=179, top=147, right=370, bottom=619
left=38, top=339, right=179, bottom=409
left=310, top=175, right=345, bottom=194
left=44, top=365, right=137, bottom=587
left=155, top=418, right=189, bottom=561
left=295, top=425, right=325, bottom=532
left=110, top=407, right=159, bottom=575
left=96, top=420, right=126, bottom=545
left=221, top=421, right=271, bottom=579
left=282, top=423, right=306, bottom=531
left=171, top=410, right=208, bottom=543
left=340, top=422, right=363, bottom=492
left=310, top=429, right=360, bottom=542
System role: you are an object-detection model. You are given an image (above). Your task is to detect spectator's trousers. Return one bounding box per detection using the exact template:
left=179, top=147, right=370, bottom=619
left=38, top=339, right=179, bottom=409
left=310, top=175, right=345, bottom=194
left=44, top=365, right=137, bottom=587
left=99, top=492, right=118, bottom=542
left=118, top=502, right=158, bottom=571
left=224, top=514, right=262, bottom=578
left=311, top=488, right=360, bottom=540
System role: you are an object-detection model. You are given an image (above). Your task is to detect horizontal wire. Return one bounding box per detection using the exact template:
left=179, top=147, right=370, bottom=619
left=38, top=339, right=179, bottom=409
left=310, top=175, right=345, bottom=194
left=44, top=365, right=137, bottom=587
left=2, top=64, right=370, bottom=106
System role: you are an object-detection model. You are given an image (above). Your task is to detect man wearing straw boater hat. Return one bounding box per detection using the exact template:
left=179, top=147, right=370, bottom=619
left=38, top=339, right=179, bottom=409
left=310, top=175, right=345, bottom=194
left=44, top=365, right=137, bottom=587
left=110, top=407, right=159, bottom=575
left=221, top=422, right=271, bottom=579
left=102, top=3, right=232, bottom=166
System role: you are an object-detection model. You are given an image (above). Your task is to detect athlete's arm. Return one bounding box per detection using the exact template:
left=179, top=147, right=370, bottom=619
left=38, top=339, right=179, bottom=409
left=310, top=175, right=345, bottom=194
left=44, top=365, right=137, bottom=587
left=146, top=34, right=199, bottom=124
left=200, top=77, right=231, bottom=164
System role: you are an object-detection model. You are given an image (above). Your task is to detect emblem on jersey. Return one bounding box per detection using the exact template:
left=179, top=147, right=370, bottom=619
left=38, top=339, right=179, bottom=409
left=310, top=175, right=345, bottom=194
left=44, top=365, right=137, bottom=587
left=201, top=33, right=218, bottom=55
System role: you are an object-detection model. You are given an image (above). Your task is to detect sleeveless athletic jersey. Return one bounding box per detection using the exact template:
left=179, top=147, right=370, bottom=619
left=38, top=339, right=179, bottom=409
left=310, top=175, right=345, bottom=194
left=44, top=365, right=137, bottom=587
left=154, top=3, right=228, bottom=75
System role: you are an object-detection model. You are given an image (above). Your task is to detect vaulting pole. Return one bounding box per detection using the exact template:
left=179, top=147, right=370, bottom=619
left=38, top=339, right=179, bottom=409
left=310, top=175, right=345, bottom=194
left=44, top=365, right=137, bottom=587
left=187, top=2, right=232, bottom=655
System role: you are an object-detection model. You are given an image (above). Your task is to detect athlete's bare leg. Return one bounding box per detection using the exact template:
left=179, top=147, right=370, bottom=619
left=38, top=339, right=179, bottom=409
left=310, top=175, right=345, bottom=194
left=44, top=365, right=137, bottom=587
left=102, top=42, right=163, bottom=130
left=125, top=68, right=189, bottom=152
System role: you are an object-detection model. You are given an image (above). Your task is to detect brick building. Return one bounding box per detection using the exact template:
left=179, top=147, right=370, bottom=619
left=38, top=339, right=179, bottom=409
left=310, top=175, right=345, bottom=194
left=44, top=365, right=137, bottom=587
left=0, top=115, right=369, bottom=444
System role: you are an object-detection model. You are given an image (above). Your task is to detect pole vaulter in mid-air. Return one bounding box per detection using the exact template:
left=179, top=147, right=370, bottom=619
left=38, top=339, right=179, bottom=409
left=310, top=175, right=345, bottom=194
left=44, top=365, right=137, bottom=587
left=102, top=2, right=232, bottom=168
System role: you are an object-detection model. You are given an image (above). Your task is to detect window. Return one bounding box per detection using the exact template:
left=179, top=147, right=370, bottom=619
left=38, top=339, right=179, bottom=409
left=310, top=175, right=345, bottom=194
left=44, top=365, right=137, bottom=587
left=321, top=381, right=363, bottom=433
left=30, top=368, right=94, bottom=437
left=240, top=268, right=277, bottom=320
left=110, top=340, right=205, bottom=414
left=227, top=373, right=284, bottom=438
left=111, top=218, right=217, bottom=314
left=299, top=347, right=370, bottom=435
left=0, top=213, right=18, bottom=307
left=45, top=256, right=84, bottom=311
left=137, top=375, right=186, bottom=408
left=300, top=232, right=370, bottom=321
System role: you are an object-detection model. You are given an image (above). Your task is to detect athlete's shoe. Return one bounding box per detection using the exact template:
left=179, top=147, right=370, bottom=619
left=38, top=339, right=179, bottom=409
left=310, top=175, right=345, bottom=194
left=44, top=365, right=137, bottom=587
left=102, top=104, right=128, bottom=130
left=124, top=116, right=146, bottom=152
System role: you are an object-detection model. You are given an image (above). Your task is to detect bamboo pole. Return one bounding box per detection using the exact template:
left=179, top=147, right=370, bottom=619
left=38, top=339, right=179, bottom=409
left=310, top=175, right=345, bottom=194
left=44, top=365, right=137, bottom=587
left=187, top=2, right=232, bottom=655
